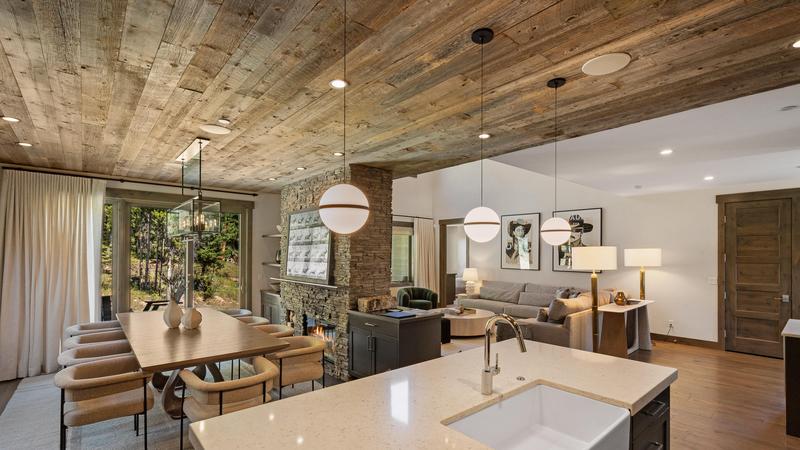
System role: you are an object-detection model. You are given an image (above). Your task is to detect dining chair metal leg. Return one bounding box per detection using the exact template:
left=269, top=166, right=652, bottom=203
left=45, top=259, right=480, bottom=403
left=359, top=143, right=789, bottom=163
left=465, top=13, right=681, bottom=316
left=321, top=354, right=326, bottom=388
left=135, top=414, right=139, bottom=435
left=278, top=361, right=283, bottom=399
left=230, top=361, right=234, bottom=380
left=218, top=392, right=223, bottom=416
left=262, top=381, right=267, bottom=403
left=238, top=359, right=241, bottom=379
left=312, top=380, right=315, bottom=391
left=180, top=384, right=186, bottom=450
left=60, top=388, right=66, bottom=450
left=142, top=378, right=148, bottom=450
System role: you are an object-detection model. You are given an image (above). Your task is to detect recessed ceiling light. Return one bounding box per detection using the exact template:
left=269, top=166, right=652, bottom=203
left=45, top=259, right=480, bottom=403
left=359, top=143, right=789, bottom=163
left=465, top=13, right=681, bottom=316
left=333, top=152, right=344, bottom=156
left=659, top=148, right=673, bottom=156
left=704, top=175, right=715, bottom=181
left=268, top=177, right=277, bottom=181
left=792, top=39, right=800, bottom=49
left=17, top=142, right=32, bottom=147
left=329, top=79, right=348, bottom=89
left=199, top=124, right=231, bottom=135
left=581, top=53, right=631, bottom=76
left=217, top=118, right=231, bottom=126
left=2, top=116, right=20, bottom=123
left=296, top=167, right=306, bottom=171
left=478, top=133, right=491, bottom=139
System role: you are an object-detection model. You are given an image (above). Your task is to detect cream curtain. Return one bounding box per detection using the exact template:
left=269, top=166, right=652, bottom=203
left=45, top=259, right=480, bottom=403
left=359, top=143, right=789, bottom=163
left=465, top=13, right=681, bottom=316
left=0, top=170, right=106, bottom=380
left=412, top=218, right=437, bottom=293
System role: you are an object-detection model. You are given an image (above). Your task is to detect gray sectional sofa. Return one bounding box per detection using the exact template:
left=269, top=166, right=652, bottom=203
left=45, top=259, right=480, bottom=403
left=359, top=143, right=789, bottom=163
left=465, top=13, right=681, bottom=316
left=456, top=280, right=612, bottom=351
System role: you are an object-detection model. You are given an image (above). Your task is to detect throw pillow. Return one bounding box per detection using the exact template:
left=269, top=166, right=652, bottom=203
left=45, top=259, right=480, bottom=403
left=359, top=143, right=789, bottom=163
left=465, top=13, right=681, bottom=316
left=479, top=286, right=522, bottom=303
left=536, top=307, right=549, bottom=322
left=518, top=291, right=552, bottom=307
left=547, top=294, right=592, bottom=323
left=555, top=287, right=572, bottom=299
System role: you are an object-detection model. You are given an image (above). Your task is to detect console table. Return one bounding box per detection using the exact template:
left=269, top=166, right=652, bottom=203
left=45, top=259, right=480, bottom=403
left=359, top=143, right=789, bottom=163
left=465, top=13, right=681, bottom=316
left=598, top=300, right=653, bottom=358
left=347, top=309, right=441, bottom=378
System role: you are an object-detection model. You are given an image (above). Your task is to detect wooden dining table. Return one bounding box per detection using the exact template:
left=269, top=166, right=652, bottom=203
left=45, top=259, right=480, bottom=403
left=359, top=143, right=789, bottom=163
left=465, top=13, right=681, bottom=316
left=117, top=307, right=289, bottom=418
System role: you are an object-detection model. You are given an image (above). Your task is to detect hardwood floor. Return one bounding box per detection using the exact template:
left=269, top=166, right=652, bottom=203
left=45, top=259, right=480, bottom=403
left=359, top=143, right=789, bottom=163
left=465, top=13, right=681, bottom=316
left=632, top=341, right=800, bottom=449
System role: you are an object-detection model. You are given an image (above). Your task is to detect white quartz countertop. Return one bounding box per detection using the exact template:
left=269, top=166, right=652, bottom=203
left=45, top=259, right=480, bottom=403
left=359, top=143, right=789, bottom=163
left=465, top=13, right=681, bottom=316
left=190, top=339, right=677, bottom=450
left=783, top=319, right=800, bottom=338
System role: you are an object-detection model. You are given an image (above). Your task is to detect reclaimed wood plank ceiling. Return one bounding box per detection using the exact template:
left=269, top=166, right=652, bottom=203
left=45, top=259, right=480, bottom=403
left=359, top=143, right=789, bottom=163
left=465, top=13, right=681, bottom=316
left=0, top=0, right=798, bottom=192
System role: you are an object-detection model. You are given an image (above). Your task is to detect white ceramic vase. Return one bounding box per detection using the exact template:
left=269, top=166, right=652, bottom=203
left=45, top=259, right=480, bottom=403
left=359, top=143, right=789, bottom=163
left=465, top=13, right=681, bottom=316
left=181, top=306, right=203, bottom=329
left=163, top=300, right=183, bottom=328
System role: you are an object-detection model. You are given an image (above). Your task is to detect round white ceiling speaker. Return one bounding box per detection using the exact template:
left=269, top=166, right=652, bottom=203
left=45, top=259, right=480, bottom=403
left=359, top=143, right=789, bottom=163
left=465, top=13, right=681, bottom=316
left=540, top=217, right=572, bottom=246
left=199, top=124, right=231, bottom=135
left=464, top=206, right=500, bottom=243
left=581, top=53, right=631, bottom=76
left=319, top=183, right=370, bottom=234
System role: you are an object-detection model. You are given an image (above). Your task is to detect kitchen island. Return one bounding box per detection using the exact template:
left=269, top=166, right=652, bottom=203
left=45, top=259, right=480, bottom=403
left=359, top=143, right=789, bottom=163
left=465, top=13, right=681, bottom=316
left=190, top=339, right=677, bottom=449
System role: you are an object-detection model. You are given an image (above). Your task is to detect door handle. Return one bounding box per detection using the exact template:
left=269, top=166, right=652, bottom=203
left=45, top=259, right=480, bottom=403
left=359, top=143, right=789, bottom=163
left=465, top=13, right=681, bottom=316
left=774, top=295, right=790, bottom=303
left=364, top=322, right=377, bottom=327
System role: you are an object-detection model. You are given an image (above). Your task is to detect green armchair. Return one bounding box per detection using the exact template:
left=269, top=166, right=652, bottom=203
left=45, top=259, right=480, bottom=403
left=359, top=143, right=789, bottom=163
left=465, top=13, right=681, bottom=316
left=397, top=287, right=438, bottom=310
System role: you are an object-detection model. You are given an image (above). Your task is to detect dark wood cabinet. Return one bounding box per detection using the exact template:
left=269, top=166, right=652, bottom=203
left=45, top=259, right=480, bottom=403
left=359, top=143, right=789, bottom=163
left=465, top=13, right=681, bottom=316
left=348, top=310, right=441, bottom=378
left=631, top=387, right=670, bottom=450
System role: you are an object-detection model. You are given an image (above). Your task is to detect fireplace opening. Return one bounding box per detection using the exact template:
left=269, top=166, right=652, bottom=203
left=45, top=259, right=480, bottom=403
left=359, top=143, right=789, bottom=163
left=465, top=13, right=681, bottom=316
left=303, top=313, right=336, bottom=362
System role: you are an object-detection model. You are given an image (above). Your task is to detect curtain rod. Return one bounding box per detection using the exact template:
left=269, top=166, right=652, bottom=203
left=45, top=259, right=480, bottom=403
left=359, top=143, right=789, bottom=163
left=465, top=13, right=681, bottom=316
left=393, top=213, right=434, bottom=220
left=0, top=164, right=259, bottom=197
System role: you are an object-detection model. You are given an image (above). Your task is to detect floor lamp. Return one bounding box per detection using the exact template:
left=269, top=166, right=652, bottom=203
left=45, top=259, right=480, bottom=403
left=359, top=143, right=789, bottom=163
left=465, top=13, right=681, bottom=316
left=572, top=246, right=617, bottom=352
left=623, top=248, right=662, bottom=300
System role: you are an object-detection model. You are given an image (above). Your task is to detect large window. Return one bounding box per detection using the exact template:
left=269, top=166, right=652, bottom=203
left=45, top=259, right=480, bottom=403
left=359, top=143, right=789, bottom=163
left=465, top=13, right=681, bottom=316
left=128, top=206, right=241, bottom=311
left=102, top=188, right=253, bottom=314
left=391, top=223, right=413, bottom=285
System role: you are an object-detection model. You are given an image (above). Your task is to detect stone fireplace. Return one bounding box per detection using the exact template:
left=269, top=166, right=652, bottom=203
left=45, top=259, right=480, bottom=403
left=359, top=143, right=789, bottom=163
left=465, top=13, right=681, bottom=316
left=279, top=165, right=392, bottom=380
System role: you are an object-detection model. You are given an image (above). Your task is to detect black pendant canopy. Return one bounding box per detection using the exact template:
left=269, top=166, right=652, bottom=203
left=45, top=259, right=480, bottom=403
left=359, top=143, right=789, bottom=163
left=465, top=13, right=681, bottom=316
left=547, top=77, right=566, bottom=89
left=471, top=28, right=494, bottom=45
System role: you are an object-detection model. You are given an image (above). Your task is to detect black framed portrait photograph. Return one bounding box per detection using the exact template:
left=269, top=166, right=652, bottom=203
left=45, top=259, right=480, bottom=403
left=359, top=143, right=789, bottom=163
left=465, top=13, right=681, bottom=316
left=501, top=213, right=540, bottom=271
left=551, top=208, right=603, bottom=273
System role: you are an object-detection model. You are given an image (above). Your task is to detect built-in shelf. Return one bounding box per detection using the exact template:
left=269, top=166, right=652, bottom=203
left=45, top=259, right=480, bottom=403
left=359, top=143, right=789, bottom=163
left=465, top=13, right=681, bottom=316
left=262, top=234, right=282, bottom=239
left=270, top=277, right=340, bottom=290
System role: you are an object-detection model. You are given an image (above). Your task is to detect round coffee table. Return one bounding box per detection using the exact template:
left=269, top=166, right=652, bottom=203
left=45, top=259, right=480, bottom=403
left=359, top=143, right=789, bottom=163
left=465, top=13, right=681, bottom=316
left=441, top=308, right=494, bottom=337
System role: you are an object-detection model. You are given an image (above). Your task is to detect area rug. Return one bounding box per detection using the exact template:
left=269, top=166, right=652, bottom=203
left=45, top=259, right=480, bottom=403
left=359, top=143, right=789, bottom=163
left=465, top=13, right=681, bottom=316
left=0, top=361, right=315, bottom=450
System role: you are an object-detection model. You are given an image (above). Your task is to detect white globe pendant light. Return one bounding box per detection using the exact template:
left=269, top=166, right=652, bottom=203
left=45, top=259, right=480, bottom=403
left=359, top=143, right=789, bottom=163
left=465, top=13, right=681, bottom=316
left=319, top=0, right=370, bottom=235
left=541, top=216, right=572, bottom=246
left=540, top=77, right=571, bottom=246
left=319, top=183, right=369, bottom=234
left=464, top=206, right=501, bottom=243
left=463, top=28, right=500, bottom=243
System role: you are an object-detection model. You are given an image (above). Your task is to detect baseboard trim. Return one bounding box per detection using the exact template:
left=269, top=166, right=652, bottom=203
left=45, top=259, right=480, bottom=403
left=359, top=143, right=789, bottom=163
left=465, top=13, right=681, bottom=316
left=651, top=333, right=722, bottom=350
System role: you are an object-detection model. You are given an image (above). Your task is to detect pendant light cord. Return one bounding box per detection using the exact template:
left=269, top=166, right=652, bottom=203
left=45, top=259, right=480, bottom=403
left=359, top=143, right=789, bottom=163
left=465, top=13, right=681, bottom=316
left=479, top=36, right=485, bottom=206
left=553, top=85, right=558, bottom=210
left=198, top=140, right=203, bottom=199
left=342, top=0, right=348, bottom=182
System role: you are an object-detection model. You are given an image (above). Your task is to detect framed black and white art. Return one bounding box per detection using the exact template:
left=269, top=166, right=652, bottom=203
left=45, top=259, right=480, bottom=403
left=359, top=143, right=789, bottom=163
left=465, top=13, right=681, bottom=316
left=501, top=213, right=540, bottom=271
left=551, top=207, right=603, bottom=273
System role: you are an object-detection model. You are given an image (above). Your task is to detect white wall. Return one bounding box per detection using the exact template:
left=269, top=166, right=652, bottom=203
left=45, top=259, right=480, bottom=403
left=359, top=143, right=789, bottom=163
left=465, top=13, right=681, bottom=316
left=251, top=193, right=281, bottom=314
left=393, top=160, right=799, bottom=343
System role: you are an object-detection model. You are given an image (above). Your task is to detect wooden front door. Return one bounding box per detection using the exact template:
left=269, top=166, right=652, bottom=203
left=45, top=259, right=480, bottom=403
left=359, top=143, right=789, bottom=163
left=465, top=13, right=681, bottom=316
left=724, top=199, right=792, bottom=358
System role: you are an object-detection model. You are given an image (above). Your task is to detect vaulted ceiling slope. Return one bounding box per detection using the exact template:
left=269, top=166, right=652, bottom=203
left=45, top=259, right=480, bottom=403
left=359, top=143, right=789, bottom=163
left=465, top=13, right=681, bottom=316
left=0, top=0, right=798, bottom=192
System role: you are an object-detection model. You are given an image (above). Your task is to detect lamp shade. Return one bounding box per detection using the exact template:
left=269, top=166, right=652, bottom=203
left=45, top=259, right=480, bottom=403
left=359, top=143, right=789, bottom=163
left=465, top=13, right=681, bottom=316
left=319, top=183, right=370, bottom=235
left=462, top=267, right=479, bottom=282
left=624, top=248, right=662, bottom=267
left=464, top=206, right=500, bottom=243
left=540, top=216, right=572, bottom=246
left=572, top=246, right=618, bottom=271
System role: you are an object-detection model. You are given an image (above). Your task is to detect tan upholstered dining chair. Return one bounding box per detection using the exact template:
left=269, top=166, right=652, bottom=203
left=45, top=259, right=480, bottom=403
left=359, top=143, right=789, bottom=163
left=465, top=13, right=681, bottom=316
left=57, top=340, right=132, bottom=368
left=268, top=336, right=326, bottom=399
left=254, top=323, right=294, bottom=338
left=62, top=329, right=127, bottom=350
left=64, top=320, right=121, bottom=338
left=236, top=315, right=270, bottom=326
left=54, top=355, right=153, bottom=450
left=178, top=356, right=279, bottom=449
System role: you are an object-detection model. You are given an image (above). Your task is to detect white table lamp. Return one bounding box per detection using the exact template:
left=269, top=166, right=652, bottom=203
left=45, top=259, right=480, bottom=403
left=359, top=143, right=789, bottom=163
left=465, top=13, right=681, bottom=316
left=624, top=248, right=662, bottom=300
left=572, top=246, right=617, bottom=352
left=462, top=268, right=479, bottom=295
